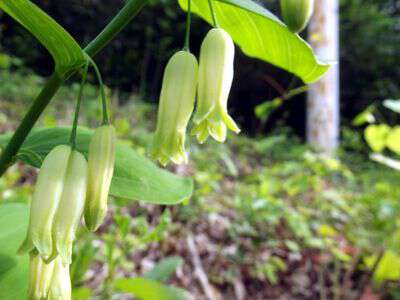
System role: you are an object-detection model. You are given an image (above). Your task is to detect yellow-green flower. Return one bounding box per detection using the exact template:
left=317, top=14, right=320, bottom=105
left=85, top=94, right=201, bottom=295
left=19, top=145, right=72, bottom=260
left=280, top=0, right=314, bottom=33
left=47, top=257, right=71, bottom=300
left=53, top=150, right=87, bottom=264
left=28, top=253, right=55, bottom=300
left=192, top=29, right=240, bottom=144
left=84, top=125, right=116, bottom=232
left=152, top=50, right=198, bottom=166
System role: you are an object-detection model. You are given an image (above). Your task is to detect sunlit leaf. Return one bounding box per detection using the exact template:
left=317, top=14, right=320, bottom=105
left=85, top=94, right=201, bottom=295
left=386, top=126, right=400, bottom=155
left=0, top=0, right=85, bottom=75
left=364, top=124, right=390, bottom=153
left=115, top=277, right=188, bottom=300
left=366, top=251, right=400, bottom=282
left=179, top=0, right=330, bottom=83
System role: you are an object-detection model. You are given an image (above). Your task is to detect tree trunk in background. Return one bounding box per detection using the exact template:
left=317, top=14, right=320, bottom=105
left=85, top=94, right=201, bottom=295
left=307, top=0, right=340, bottom=154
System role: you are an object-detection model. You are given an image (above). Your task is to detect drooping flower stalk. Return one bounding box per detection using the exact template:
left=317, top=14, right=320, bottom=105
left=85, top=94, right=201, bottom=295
left=192, top=28, right=240, bottom=143
left=152, top=50, right=198, bottom=165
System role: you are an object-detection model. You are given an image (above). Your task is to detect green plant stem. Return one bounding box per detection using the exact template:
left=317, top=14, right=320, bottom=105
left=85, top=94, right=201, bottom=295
left=183, top=0, right=192, bottom=51
left=86, top=56, right=110, bottom=125
left=0, top=0, right=148, bottom=176
left=70, top=62, right=89, bottom=149
left=84, top=0, right=147, bottom=57
left=207, top=0, right=219, bottom=27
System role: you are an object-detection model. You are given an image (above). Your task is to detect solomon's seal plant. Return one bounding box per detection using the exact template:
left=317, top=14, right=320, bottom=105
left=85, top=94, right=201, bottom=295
left=192, top=28, right=240, bottom=143
left=84, top=125, right=116, bottom=231
left=0, top=0, right=329, bottom=298
left=280, top=0, right=314, bottom=33
left=152, top=50, right=198, bottom=166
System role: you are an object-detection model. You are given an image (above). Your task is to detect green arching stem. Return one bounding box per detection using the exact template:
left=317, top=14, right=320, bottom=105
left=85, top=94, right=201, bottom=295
left=207, top=0, right=219, bottom=28
left=183, top=0, right=192, bottom=51
left=86, top=56, right=110, bottom=125
left=70, top=62, right=89, bottom=149
left=0, top=0, right=148, bottom=176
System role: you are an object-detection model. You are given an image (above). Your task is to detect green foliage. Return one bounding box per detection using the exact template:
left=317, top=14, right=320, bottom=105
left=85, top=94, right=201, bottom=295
left=0, top=0, right=85, bottom=75
left=0, top=203, right=29, bottom=300
left=115, top=277, right=188, bottom=300
left=0, top=127, right=193, bottom=205
left=341, top=0, right=400, bottom=119
left=179, top=0, right=329, bottom=84
left=144, top=256, right=184, bottom=282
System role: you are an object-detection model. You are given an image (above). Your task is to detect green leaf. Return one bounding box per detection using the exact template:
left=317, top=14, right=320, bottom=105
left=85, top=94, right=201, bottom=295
left=0, top=127, right=193, bottom=205
left=365, top=251, right=400, bottom=282
left=144, top=256, right=184, bottom=282
left=0, top=203, right=30, bottom=300
left=0, top=0, right=85, bottom=75
left=386, top=126, right=400, bottom=155
left=364, top=124, right=391, bottom=153
left=179, top=0, right=330, bottom=83
left=115, top=277, right=188, bottom=300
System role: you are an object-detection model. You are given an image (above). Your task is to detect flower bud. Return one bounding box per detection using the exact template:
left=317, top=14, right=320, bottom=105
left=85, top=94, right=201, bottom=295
left=84, top=125, right=116, bottom=232
left=53, top=150, right=87, bottom=264
left=152, top=50, right=198, bottom=165
left=28, top=253, right=55, bottom=300
left=280, top=0, right=314, bottom=33
left=19, top=145, right=72, bottom=260
left=47, top=257, right=71, bottom=300
left=192, top=29, right=240, bottom=144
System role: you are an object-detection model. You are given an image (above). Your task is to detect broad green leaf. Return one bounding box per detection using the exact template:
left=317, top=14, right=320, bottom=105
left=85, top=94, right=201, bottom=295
left=0, top=127, right=193, bottom=205
left=364, top=124, right=390, bottom=153
left=383, top=99, right=400, bottom=114
left=0, top=0, right=85, bottom=75
left=115, top=277, right=188, bottom=300
left=386, top=126, right=400, bottom=155
left=0, top=203, right=29, bottom=300
left=144, top=256, right=184, bottom=282
left=365, top=251, right=400, bottom=282
left=179, top=0, right=330, bottom=83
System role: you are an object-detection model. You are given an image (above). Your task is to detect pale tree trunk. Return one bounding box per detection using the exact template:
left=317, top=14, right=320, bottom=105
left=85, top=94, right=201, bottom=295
left=307, top=0, right=340, bottom=154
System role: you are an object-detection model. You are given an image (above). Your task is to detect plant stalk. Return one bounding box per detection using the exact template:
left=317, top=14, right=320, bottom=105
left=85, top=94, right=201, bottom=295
left=207, top=0, right=219, bottom=27
left=183, top=0, right=192, bottom=51
left=0, top=0, right=148, bottom=176
left=70, top=62, right=89, bottom=149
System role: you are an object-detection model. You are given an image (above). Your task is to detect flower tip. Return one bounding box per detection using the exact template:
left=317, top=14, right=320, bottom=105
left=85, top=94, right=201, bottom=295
left=17, top=235, right=34, bottom=255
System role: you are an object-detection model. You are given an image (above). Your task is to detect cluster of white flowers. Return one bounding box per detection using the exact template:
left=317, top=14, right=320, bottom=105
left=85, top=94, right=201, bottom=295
left=19, top=126, right=116, bottom=300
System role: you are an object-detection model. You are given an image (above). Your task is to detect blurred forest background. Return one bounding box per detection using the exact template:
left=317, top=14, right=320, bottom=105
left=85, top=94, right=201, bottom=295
left=1, top=0, right=400, bottom=299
